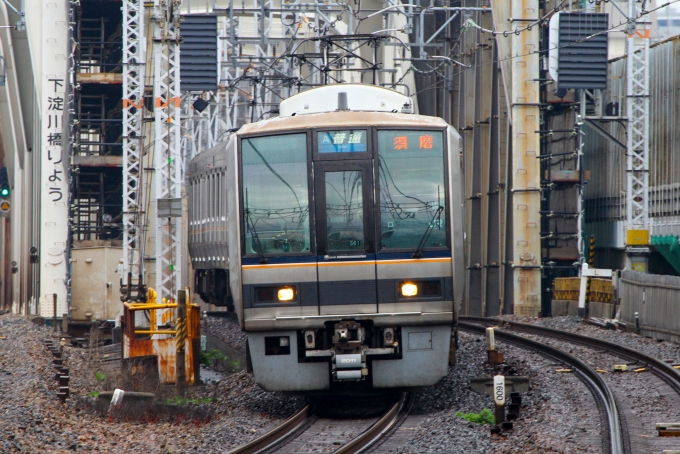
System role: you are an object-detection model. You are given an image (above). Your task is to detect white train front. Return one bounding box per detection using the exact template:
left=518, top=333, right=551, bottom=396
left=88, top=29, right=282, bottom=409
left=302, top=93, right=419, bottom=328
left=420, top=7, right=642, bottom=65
left=188, top=84, right=465, bottom=393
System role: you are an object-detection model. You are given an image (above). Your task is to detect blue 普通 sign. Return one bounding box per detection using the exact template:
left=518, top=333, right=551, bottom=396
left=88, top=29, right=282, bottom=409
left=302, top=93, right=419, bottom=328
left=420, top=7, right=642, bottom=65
left=318, top=130, right=368, bottom=153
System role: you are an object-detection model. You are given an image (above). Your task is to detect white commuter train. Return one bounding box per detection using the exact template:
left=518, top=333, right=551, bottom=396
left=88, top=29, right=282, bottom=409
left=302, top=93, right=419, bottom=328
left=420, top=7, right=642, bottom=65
left=187, top=84, right=464, bottom=393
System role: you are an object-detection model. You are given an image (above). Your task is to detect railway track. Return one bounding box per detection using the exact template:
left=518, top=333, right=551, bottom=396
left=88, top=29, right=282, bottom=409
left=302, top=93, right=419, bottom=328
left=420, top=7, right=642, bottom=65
left=459, top=320, right=624, bottom=454
left=227, top=393, right=411, bottom=454
left=461, top=316, right=680, bottom=453
left=461, top=316, right=680, bottom=394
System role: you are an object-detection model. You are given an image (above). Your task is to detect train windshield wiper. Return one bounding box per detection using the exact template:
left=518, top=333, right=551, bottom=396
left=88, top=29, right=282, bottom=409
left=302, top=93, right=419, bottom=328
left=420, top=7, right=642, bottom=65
left=411, top=206, right=444, bottom=259
left=245, top=209, right=268, bottom=264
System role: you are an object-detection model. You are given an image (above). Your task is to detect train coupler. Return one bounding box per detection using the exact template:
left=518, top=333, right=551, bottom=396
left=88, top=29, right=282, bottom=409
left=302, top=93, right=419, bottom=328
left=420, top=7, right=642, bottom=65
left=333, top=350, right=368, bottom=381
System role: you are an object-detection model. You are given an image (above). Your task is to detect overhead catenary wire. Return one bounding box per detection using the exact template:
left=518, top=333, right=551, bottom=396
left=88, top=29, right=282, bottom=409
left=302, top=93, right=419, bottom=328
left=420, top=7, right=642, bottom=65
left=220, top=0, right=459, bottom=119
left=214, top=0, right=680, bottom=160
left=462, top=0, right=569, bottom=37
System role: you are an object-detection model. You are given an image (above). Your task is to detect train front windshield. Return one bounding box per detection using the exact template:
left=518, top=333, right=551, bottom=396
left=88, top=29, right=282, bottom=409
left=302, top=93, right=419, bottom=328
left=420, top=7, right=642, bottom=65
left=241, top=133, right=311, bottom=254
left=240, top=129, right=448, bottom=257
left=377, top=130, right=446, bottom=250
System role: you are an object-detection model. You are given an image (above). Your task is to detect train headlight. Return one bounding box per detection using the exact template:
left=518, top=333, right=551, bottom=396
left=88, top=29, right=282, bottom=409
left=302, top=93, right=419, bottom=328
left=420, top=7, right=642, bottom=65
left=400, top=283, right=418, bottom=297
left=277, top=287, right=295, bottom=301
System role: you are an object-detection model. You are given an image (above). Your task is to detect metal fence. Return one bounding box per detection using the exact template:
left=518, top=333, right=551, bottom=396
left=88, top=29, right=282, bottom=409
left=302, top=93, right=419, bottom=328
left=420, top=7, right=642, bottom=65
left=619, top=270, right=680, bottom=343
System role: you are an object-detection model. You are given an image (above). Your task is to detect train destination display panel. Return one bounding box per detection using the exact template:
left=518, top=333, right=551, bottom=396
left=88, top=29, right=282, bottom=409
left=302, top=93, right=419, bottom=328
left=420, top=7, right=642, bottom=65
left=318, top=130, right=368, bottom=153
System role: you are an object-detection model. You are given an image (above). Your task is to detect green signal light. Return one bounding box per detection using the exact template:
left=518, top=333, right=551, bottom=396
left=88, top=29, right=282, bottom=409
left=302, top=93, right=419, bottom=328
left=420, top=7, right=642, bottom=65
left=1, top=188, right=9, bottom=197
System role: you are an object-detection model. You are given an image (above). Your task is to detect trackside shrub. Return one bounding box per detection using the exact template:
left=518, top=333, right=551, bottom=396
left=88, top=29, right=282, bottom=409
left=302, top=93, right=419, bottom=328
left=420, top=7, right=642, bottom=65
left=455, top=408, right=495, bottom=424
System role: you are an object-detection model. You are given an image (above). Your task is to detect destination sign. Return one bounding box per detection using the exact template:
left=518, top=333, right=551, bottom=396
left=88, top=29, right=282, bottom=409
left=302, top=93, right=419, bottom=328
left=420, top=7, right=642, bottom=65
left=377, top=130, right=443, bottom=154
left=392, top=134, right=434, bottom=150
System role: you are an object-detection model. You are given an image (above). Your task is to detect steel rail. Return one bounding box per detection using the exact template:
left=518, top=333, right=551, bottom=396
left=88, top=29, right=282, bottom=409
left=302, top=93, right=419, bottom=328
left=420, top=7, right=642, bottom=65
left=461, top=316, right=680, bottom=395
left=333, top=393, right=409, bottom=454
left=226, top=404, right=312, bottom=454
left=459, top=321, right=624, bottom=454
left=227, top=392, right=409, bottom=454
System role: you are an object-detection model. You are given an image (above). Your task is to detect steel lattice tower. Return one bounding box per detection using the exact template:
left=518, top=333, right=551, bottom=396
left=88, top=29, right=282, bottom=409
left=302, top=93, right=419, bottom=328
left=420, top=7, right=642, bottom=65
left=122, top=0, right=147, bottom=301
left=625, top=0, right=650, bottom=239
left=152, top=0, right=183, bottom=305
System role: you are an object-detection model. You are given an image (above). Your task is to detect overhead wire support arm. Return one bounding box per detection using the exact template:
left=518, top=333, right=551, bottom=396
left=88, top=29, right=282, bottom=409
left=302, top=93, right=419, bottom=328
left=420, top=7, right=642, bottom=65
left=415, top=7, right=489, bottom=55
left=430, top=55, right=469, bottom=68
left=425, top=12, right=459, bottom=44
left=364, top=4, right=408, bottom=19
left=608, top=0, right=632, bottom=21
left=0, top=0, right=25, bottom=30
left=584, top=119, right=627, bottom=150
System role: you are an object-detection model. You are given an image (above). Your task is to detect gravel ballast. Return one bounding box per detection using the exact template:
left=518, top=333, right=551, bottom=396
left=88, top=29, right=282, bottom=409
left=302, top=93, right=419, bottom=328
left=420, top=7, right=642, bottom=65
left=499, top=314, right=680, bottom=364
left=496, top=315, right=680, bottom=453
left=4, top=311, right=679, bottom=453
left=387, top=331, right=602, bottom=454
left=0, top=313, right=302, bottom=453
left=204, top=315, right=247, bottom=353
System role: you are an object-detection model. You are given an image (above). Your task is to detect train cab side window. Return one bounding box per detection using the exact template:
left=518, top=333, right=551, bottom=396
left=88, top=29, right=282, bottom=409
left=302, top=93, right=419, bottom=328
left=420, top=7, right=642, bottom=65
left=377, top=130, right=447, bottom=251
left=241, top=133, right=311, bottom=255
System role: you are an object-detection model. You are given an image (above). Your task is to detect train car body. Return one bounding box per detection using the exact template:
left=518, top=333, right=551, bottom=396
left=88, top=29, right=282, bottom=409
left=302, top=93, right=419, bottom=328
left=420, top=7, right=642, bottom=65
left=187, top=84, right=464, bottom=393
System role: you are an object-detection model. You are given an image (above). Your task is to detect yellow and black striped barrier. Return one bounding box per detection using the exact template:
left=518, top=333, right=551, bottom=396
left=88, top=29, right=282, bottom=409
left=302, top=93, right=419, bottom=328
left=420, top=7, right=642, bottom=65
left=553, top=276, right=613, bottom=303
left=176, top=316, right=187, bottom=353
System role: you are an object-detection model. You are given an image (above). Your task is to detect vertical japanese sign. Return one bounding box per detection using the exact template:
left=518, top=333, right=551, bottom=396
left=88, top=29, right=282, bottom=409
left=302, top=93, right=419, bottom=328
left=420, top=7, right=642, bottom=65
left=46, top=79, right=65, bottom=202
left=39, top=1, right=69, bottom=318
